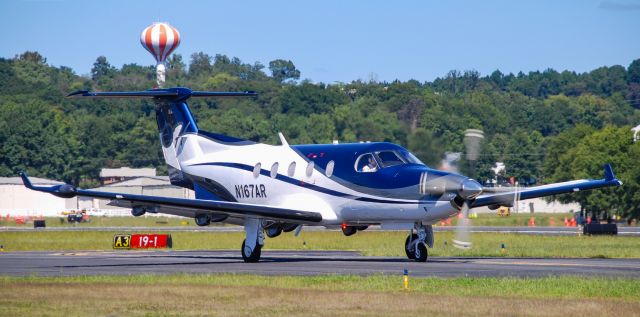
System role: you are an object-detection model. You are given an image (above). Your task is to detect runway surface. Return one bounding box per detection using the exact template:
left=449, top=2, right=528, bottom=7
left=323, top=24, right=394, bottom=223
left=3, top=225, right=640, bottom=236
left=1, top=250, right=639, bottom=278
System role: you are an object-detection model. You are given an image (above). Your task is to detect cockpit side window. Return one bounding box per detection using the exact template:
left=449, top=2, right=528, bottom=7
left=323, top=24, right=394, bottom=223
left=355, top=153, right=379, bottom=173
left=374, top=151, right=406, bottom=168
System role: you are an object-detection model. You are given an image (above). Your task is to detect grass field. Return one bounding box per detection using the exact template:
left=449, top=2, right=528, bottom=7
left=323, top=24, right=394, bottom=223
left=0, top=274, right=638, bottom=316
left=1, top=230, right=639, bottom=258
left=0, top=212, right=580, bottom=227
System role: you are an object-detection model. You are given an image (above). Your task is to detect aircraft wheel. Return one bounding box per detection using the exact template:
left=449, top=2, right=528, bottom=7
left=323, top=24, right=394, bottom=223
left=405, top=233, right=418, bottom=259
left=194, top=214, right=210, bottom=226
left=241, top=239, right=262, bottom=263
left=266, top=226, right=282, bottom=238
left=282, top=224, right=298, bottom=232
left=414, top=242, right=428, bottom=262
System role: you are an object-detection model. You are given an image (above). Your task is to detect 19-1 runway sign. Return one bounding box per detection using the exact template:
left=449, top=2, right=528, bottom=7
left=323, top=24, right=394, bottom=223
left=113, top=234, right=172, bottom=249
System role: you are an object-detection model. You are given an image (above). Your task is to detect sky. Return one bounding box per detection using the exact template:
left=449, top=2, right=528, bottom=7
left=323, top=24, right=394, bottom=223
left=1, top=0, right=639, bottom=83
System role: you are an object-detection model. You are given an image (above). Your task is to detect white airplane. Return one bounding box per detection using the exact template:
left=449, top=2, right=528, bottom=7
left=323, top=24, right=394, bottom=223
left=21, top=87, right=622, bottom=262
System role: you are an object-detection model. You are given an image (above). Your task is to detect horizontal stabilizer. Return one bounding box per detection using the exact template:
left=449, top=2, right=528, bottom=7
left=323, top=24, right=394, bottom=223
left=67, top=87, right=257, bottom=99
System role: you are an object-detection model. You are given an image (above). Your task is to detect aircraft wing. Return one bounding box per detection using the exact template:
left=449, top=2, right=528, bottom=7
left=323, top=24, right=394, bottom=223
left=19, top=172, right=322, bottom=223
left=471, top=164, right=623, bottom=208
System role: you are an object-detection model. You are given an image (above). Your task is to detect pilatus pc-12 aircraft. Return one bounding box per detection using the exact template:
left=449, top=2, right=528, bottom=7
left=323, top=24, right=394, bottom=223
left=21, top=87, right=622, bottom=262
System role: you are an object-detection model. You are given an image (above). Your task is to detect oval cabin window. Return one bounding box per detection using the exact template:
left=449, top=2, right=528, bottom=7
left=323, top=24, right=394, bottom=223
left=288, top=162, right=296, bottom=177
left=270, top=162, right=279, bottom=178
left=306, top=161, right=315, bottom=177
left=326, top=160, right=335, bottom=177
left=253, top=163, right=261, bottom=178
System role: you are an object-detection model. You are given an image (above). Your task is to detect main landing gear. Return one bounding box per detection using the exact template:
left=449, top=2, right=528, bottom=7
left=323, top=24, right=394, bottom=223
left=405, top=223, right=434, bottom=262
left=242, top=218, right=264, bottom=263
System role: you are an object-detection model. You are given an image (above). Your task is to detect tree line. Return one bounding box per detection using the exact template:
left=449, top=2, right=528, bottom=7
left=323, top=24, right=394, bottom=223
left=1, top=51, right=639, bottom=219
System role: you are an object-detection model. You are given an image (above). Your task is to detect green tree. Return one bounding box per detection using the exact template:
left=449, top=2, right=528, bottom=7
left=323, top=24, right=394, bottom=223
left=188, top=52, right=213, bottom=78
left=91, top=56, right=116, bottom=82
left=406, top=128, right=443, bottom=167
left=545, top=126, right=635, bottom=219
left=269, top=59, right=300, bottom=83
left=628, top=59, right=640, bottom=84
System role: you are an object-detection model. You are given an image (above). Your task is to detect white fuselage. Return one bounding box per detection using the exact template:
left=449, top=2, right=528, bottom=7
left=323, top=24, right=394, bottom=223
left=175, top=133, right=459, bottom=227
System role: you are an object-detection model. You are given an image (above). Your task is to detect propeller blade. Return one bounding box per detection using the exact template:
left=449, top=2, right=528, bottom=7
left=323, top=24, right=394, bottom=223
left=453, top=200, right=473, bottom=249
left=452, top=129, right=484, bottom=250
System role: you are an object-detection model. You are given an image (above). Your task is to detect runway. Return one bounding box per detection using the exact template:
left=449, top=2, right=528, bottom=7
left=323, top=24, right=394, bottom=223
left=1, top=250, right=639, bottom=278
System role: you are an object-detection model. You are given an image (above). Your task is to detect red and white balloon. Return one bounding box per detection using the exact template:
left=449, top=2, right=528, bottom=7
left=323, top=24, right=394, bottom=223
left=140, top=22, right=181, bottom=64
left=140, top=22, right=180, bottom=87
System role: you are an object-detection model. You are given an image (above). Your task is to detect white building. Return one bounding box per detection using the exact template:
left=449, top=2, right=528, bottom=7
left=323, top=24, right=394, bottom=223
left=79, top=176, right=194, bottom=213
left=474, top=197, right=581, bottom=214
left=0, top=177, right=76, bottom=217
left=0, top=175, right=194, bottom=217
left=99, top=167, right=157, bottom=185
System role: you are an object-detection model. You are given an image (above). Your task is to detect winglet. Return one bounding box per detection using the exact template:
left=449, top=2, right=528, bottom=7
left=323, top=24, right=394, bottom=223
left=604, top=164, right=615, bottom=181
left=19, top=172, right=78, bottom=198
left=20, top=172, right=33, bottom=189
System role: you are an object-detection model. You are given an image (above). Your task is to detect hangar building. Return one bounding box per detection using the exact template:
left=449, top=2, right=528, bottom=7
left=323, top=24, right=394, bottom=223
left=0, top=176, right=76, bottom=217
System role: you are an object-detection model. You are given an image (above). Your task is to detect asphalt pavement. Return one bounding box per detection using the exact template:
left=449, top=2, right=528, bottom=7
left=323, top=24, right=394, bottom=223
left=1, top=250, right=639, bottom=278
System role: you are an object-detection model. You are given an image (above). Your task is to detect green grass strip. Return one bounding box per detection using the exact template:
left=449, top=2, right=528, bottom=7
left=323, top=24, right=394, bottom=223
left=1, top=274, right=638, bottom=300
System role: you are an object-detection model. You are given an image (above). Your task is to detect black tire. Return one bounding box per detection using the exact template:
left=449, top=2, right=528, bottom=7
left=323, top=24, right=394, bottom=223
left=405, top=234, right=418, bottom=259
left=241, top=239, right=262, bottom=263
left=266, top=226, right=282, bottom=238
left=282, top=224, right=298, bottom=232
left=195, top=214, right=210, bottom=227
left=342, top=226, right=357, bottom=236
left=414, top=242, right=428, bottom=262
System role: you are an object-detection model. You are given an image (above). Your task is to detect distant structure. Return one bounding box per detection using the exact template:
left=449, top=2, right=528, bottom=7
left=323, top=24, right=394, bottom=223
left=632, top=125, right=640, bottom=143
left=0, top=177, right=75, bottom=216
left=0, top=173, right=194, bottom=217
left=78, top=175, right=194, bottom=212
left=140, top=22, right=181, bottom=87
left=488, top=162, right=506, bottom=185
left=99, top=167, right=156, bottom=185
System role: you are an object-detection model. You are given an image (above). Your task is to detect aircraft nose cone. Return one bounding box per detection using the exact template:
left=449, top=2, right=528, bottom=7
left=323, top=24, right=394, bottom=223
left=460, top=179, right=483, bottom=200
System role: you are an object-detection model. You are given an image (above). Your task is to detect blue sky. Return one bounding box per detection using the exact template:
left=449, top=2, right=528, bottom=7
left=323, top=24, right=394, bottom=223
left=1, top=0, right=639, bottom=83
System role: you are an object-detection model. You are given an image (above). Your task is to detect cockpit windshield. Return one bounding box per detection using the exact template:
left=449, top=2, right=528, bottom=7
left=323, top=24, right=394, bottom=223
left=374, top=150, right=425, bottom=168
left=355, top=149, right=425, bottom=172
left=374, top=151, right=405, bottom=168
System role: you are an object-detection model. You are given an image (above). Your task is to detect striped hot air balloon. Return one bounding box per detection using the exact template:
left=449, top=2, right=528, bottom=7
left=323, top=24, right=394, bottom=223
left=140, top=22, right=181, bottom=64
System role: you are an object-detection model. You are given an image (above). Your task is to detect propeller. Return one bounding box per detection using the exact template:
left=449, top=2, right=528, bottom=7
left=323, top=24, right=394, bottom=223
left=423, top=129, right=521, bottom=249
left=452, top=129, right=484, bottom=250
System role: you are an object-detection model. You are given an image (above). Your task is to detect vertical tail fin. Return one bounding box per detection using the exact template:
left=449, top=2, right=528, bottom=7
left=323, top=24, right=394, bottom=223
left=67, top=88, right=257, bottom=189
left=154, top=98, right=198, bottom=188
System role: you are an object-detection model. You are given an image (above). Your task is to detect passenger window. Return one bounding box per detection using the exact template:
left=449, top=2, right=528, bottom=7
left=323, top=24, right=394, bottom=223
left=326, top=160, right=335, bottom=177
left=253, top=163, right=261, bottom=178
left=355, top=153, right=378, bottom=173
left=270, top=162, right=279, bottom=178
left=306, top=161, right=315, bottom=177
left=288, top=162, right=296, bottom=177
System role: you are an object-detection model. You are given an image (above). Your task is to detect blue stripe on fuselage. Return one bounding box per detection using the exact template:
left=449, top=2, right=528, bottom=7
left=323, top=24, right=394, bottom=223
left=291, top=142, right=449, bottom=190
left=189, top=162, right=437, bottom=205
